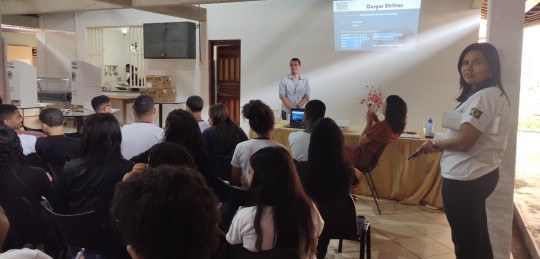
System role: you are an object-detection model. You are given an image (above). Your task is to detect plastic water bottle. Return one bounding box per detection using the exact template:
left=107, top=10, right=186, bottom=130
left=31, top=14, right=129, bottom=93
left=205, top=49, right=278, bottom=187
left=426, top=118, right=434, bottom=138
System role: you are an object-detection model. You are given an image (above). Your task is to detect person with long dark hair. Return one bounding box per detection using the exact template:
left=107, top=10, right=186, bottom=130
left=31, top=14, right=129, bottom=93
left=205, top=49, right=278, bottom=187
left=415, top=43, right=510, bottom=259
left=296, top=118, right=356, bottom=258
left=347, top=95, right=407, bottom=169
left=56, top=113, right=133, bottom=214
left=0, top=124, right=54, bottom=250
left=203, top=104, right=247, bottom=179
left=230, top=100, right=283, bottom=187
left=131, top=109, right=215, bottom=190
left=226, top=146, right=323, bottom=258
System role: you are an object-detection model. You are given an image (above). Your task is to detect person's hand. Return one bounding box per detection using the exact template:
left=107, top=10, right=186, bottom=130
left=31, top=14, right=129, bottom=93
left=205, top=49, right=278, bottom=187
left=365, top=109, right=375, bottom=125
left=415, top=140, right=439, bottom=156
left=46, top=172, right=53, bottom=182
left=16, top=130, right=46, bottom=138
left=123, top=163, right=148, bottom=181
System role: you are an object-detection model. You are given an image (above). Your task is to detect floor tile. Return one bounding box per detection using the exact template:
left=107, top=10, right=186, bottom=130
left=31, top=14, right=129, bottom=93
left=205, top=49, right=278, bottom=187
left=373, top=221, right=424, bottom=240
left=426, top=231, right=454, bottom=250
left=391, top=213, right=451, bottom=234
left=395, top=236, right=453, bottom=258
left=422, top=252, right=456, bottom=259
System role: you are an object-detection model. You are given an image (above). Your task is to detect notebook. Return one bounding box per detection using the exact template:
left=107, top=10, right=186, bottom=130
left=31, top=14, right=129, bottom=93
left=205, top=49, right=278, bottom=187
left=285, top=108, right=305, bottom=128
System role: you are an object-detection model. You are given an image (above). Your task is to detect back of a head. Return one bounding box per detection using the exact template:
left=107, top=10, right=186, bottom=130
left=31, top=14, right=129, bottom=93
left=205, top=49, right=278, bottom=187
left=111, top=165, right=220, bottom=259
left=242, top=100, right=274, bottom=134
left=91, top=95, right=110, bottom=112
left=186, top=95, right=204, bottom=113
left=39, top=108, right=64, bottom=127
left=80, top=113, right=122, bottom=164
left=133, top=95, right=155, bottom=117
left=305, top=100, right=326, bottom=122
left=209, top=103, right=232, bottom=126
left=385, top=95, right=407, bottom=134
left=0, top=124, right=24, bottom=171
left=163, top=109, right=204, bottom=158
left=148, top=142, right=196, bottom=168
left=0, top=104, right=17, bottom=123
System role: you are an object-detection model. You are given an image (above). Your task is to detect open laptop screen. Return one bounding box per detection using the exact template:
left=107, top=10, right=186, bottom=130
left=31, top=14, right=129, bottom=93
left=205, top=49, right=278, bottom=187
left=290, top=109, right=305, bottom=125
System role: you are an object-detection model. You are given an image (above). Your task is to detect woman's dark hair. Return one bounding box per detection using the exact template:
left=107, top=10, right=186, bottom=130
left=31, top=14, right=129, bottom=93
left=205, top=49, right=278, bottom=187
left=248, top=146, right=316, bottom=256
left=384, top=95, right=407, bottom=134
left=163, top=109, right=206, bottom=163
left=148, top=142, right=196, bottom=168
left=457, top=42, right=508, bottom=103
left=0, top=124, right=26, bottom=196
left=242, top=100, right=274, bottom=134
left=209, top=104, right=242, bottom=150
left=111, top=165, right=220, bottom=258
left=80, top=113, right=123, bottom=165
left=306, top=118, right=353, bottom=201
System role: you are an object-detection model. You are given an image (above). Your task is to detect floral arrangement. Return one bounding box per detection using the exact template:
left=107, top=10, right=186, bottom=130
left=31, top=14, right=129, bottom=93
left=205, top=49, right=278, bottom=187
left=360, top=85, right=384, bottom=113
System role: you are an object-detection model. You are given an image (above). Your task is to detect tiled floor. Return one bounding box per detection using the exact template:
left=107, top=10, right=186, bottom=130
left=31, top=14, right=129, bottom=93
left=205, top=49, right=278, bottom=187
left=326, top=196, right=455, bottom=259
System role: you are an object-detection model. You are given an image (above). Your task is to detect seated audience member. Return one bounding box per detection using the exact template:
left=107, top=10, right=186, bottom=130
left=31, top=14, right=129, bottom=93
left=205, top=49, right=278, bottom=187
left=131, top=109, right=215, bottom=190
left=55, top=114, right=132, bottom=258
left=296, top=118, right=357, bottom=258
left=123, top=142, right=196, bottom=181
left=346, top=95, right=407, bottom=169
left=231, top=100, right=284, bottom=187
left=203, top=103, right=247, bottom=179
left=186, top=95, right=211, bottom=132
left=112, top=165, right=220, bottom=259
left=35, top=108, right=80, bottom=176
left=226, top=146, right=323, bottom=258
left=288, top=99, right=326, bottom=162
left=0, top=207, right=52, bottom=259
left=90, top=95, right=112, bottom=113
left=121, top=95, right=163, bottom=160
left=0, top=105, right=44, bottom=155
left=0, top=124, right=54, bottom=250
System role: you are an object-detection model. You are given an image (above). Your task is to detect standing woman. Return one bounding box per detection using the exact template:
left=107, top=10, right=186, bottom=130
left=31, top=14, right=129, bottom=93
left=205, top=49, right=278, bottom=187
left=416, top=42, right=510, bottom=259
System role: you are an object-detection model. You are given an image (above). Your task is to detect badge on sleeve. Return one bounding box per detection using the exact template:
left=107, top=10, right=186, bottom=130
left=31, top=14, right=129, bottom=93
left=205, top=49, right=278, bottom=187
left=469, top=108, right=483, bottom=119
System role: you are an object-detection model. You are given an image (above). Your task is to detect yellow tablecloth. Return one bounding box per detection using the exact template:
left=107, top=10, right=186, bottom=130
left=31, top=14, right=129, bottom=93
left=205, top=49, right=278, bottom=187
left=249, top=122, right=444, bottom=209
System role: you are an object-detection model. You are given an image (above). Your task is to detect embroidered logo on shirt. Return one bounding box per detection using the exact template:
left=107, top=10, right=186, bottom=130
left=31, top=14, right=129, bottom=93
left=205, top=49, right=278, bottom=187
left=469, top=108, right=483, bottom=119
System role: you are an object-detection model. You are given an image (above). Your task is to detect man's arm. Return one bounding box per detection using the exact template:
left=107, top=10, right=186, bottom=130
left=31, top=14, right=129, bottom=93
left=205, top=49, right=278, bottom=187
left=231, top=166, right=242, bottom=187
left=280, top=96, right=294, bottom=109
left=298, top=98, right=309, bottom=108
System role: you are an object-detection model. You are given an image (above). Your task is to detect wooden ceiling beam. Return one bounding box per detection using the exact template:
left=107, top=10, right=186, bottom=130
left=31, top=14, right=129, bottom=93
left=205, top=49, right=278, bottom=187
left=134, top=5, right=206, bottom=21
left=132, top=0, right=258, bottom=6
left=1, top=0, right=123, bottom=15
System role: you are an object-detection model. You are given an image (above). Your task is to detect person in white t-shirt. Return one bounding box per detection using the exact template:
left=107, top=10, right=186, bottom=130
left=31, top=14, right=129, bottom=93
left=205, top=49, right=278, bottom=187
left=227, top=146, right=323, bottom=259
left=186, top=95, right=211, bottom=133
left=121, top=95, right=163, bottom=159
left=416, top=43, right=510, bottom=259
left=231, top=100, right=283, bottom=187
left=0, top=104, right=42, bottom=155
left=288, top=100, right=326, bottom=162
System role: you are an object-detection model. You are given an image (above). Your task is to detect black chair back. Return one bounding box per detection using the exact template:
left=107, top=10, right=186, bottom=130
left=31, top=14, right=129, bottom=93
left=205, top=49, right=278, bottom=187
left=316, top=196, right=357, bottom=240
left=217, top=177, right=248, bottom=205
left=228, top=244, right=300, bottom=259
left=359, top=144, right=388, bottom=173
left=1, top=197, right=41, bottom=248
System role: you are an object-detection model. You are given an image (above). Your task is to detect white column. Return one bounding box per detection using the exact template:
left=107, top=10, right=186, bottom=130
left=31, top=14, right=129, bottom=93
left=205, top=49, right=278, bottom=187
left=485, top=0, right=525, bottom=258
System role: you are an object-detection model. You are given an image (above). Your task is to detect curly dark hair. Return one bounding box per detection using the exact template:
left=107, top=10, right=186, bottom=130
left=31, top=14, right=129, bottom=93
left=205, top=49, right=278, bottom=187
left=241, top=100, right=274, bottom=134
left=306, top=118, right=353, bottom=201
left=111, top=165, right=220, bottom=259
left=0, top=124, right=25, bottom=197
left=384, top=95, right=407, bottom=134
left=163, top=109, right=206, bottom=163
left=147, top=142, right=196, bottom=168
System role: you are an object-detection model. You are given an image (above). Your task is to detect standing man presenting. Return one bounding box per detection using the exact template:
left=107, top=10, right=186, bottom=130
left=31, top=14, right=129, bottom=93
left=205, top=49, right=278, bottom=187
left=279, top=58, right=311, bottom=120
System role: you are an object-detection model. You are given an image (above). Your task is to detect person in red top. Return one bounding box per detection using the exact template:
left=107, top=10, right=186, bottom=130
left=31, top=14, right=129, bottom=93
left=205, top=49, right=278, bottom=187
left=347, top=95, right=407, bottom=169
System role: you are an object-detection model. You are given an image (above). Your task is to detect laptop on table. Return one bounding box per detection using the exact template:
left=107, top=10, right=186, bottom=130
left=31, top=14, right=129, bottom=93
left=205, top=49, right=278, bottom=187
left=285, top=108, right=305, bottom=128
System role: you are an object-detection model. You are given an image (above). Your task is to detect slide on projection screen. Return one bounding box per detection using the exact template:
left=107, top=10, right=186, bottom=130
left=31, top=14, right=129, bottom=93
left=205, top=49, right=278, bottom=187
left=333, top=0, right=421, bottom=51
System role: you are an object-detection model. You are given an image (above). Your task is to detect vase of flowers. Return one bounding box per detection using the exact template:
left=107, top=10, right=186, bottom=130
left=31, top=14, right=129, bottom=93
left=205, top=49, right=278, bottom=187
left=360, top=85, right=384, bottom=113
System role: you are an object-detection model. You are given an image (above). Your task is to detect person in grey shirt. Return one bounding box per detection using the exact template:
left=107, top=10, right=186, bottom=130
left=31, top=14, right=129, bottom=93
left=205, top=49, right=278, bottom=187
left=279, top=58, right=311, bottom=120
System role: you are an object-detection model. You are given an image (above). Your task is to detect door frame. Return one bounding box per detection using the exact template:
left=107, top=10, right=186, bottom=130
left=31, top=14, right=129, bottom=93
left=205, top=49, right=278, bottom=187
left=208, top=40, right=241, bottom=105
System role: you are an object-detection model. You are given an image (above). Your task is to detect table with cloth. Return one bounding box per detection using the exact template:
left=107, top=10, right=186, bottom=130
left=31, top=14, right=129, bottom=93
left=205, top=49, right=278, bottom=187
left=249, top=122, right=444, bottom=209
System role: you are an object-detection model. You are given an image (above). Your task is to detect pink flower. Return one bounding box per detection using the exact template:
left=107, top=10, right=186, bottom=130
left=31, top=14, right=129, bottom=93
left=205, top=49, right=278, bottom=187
left=359, top=85, right=384, bottom=113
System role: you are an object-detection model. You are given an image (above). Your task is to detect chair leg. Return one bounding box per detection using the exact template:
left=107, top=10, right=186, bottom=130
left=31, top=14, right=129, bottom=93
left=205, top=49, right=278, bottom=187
left=365, top=173, right=382, bottom=215
left=367, top=225, right=371, bottom=259
left=366, top=173, right=380, bottom=199
left=338, top=239, right=343, bottom=253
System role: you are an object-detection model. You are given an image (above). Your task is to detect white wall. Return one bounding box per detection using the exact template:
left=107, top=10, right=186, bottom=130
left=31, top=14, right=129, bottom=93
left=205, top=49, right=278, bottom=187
left=2, top=32, right=37, bottom=48
left=37, top=9, right=208, bottom=112
left=103, top=27, right=130, bottom=71
left=205, top=0, right=480, bottom=132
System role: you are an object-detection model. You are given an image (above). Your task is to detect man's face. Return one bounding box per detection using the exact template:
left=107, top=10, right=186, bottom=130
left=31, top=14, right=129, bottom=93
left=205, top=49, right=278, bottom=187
left=3, top=110, right=23, bottom=130
left=100, top=102, right=113, bottom=113
left=290, top=61, right=301, bottom=75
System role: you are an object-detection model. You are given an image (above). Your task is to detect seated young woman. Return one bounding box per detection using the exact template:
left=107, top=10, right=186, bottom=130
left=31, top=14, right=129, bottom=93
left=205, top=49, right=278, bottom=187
left=230, top=100, right=283, bottom=188
left=346, top=95, right=407, bottom=169
left=226, top=146, right=324, bottom=259
left=295, top=118, right=357, bottom=258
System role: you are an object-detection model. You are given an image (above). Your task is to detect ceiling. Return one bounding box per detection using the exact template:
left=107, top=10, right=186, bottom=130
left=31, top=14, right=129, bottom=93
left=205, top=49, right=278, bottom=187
left=481, top=0, right=540, bottom=28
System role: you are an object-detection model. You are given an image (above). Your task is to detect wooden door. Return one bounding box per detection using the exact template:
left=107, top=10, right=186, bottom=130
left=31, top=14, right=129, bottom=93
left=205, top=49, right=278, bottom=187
left=210, top=41, right=241, bottom=125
